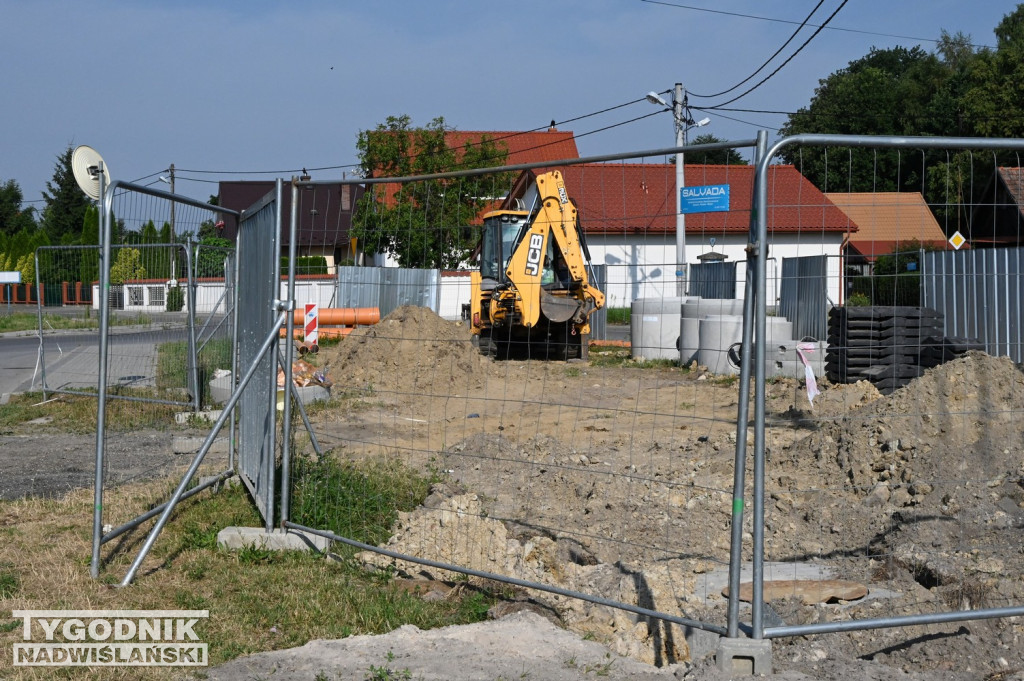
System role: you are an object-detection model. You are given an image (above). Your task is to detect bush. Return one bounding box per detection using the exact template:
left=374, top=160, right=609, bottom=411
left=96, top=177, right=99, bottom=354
left=281, top=256, right=328, bottom=276
left=166, top=285, right=185, bottom=312
left=846, top=292, right=870, bottom=306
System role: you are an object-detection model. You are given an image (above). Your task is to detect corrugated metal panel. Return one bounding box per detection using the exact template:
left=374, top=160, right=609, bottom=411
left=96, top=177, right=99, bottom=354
left=779, top=255, right=827, bottom=341
left=337, top=266, right=381, bottom=309
left=236, top=189, right=278, bottom=525
left=338, top=266, right=440, bottom=318
left=380, top=267, right=440, bottom=318
left=922, top=247, right=1023, bottom=363
left=689, top=262, right=737, bottom=300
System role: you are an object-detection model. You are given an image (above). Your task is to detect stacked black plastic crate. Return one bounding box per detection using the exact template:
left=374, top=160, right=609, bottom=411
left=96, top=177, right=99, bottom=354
left=826, top=306, right=946, bottom=394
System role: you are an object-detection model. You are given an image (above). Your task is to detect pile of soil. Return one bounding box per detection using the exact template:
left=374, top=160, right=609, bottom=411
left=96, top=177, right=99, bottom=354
left=317, top=306, right=489, bottom=395
left=306, top=310, right=1024, bottom=678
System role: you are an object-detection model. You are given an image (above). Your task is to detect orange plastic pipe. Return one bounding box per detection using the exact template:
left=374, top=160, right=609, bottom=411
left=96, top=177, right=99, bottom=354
left=280, top=327, right=353, bottom=339
left=291, top=307, right=380, bottom=326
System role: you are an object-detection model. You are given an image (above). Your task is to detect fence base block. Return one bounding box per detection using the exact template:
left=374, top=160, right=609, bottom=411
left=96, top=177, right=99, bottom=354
left=217, top=527, right=331, bottom=553
left=716, top=638, right=772, bottom=676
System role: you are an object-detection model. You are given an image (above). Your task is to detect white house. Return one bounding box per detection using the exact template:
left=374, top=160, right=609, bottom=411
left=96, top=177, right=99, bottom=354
left=559, top=163, right=852, bottom=309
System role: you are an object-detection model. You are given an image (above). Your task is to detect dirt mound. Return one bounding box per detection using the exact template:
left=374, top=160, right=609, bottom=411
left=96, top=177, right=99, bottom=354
left=784, top=352, right=1024, bottom=492
left=318, top=306, right=490, bottom=394
left=770, top=352, right=1024, bottom=610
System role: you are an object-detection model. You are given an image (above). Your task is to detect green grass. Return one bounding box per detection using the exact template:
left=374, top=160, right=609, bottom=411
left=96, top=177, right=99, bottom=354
left=290, top=454, right=438, bottom=547
left=0, top=458, right=504, bottom=680
left=588, top=346, right=682, bottom=370
left=0, top=311, right=152, bottom=333
left=0, top=391, right=183, bottom=432
left=0, top=562, right=19, bottom=598
left=604, top=307, right=630, bottom=325
left=156, top=337, right=232, bottom=408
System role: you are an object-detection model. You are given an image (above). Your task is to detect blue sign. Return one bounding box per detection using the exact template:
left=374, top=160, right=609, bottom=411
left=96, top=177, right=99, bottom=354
left=680, top=184, right=730, bottom=214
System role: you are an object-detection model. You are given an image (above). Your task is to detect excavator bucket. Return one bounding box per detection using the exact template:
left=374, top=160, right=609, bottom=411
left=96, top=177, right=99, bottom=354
left=540, top=289, right=580, bottom=323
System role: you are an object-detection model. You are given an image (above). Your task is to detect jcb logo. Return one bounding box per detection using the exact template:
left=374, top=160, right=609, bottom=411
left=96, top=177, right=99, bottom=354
left=524, top=233, right=544, bottom=276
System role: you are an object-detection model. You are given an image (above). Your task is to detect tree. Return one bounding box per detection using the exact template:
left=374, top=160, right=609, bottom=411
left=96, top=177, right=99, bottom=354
left=79, top=205, right=100, bottom=284
left=686, top=134, right=749, bottom=166
left=0, top=179, right=37, bottom=237
left=779, top=46, right=960, bottom=193
left=962, top=5, right=1024, bottom=139
left=109, top=248, right=147, bottom=285
left=192, top=219, right=233, bottom=278
left=351, top=115, right=514, bottom=269
left=40, top=146, right=92, bottom=244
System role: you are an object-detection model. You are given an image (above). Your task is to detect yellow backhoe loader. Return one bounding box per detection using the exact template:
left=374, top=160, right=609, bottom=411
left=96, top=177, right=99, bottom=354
left=469, top=170, right=604, bottom=359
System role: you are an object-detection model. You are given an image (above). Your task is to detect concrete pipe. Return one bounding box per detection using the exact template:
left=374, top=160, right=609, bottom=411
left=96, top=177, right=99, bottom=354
left=629, top=296, right=697, bottom=361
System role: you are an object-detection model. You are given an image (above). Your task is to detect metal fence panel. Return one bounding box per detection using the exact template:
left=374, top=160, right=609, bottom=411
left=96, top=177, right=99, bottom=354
left=379, top=266, right=440, bottom=318
left=85, top=178, right=238, bottom=583
left=922, top=246, right=1024, bottom=364
left=778, top=254, right=828, bottom=340
left=748, top=135, right=1024, bottom=654
left=336, top=265, right=382, bottom=309
left=689, top=261, right=737, bottom=299
left=337, top=266, right=440, bottom=319
left=283, top=143, right=764, bottom=665
left=236, top=187, right=280, bottom=526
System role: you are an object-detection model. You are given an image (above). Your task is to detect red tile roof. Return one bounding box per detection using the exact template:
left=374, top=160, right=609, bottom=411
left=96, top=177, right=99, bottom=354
left=557, top=163, right=851, bottom=235
left=824, top=192, right=961, bottom=259
left=998, top=167, right=1024, bottom=212
left=445, top=129, right=579, bottom=164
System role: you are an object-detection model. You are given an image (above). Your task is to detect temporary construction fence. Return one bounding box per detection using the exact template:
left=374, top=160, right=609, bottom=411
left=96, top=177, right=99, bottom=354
left=88, top=178, right=239, bottom=579
left=743, top=134, right=1024, bottom=663
left=90, top=133, right=1024, bottom=675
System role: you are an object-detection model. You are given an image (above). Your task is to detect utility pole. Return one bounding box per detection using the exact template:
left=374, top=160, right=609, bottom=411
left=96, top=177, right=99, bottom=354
left=169, top=164, right=177, bottom=281
left=673, top=83, right=687, bottom=297
left=169, top=164, right=176, bottom=239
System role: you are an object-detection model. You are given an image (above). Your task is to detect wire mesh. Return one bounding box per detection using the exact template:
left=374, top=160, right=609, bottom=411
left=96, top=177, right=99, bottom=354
left=752, top=140, right=1024, bottom=669
left=285, top=146, right=762, bottom=663
left=88, top=183, right=235, bottom=577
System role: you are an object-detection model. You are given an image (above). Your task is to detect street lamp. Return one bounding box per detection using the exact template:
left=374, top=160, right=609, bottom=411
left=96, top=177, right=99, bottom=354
left=647, top=83, right=709, bottom=296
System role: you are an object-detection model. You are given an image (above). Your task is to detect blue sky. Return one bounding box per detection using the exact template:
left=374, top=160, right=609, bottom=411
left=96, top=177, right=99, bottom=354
left=1, top=0, right=1018, bottom=207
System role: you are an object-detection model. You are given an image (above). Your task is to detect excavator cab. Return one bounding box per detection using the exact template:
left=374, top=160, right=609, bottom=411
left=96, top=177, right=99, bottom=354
left=479, top=210, right=530, bottom=287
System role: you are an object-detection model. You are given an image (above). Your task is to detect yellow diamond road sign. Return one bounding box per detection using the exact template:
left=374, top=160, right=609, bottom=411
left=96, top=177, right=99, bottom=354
left=949, top=231, right=966, bottom=250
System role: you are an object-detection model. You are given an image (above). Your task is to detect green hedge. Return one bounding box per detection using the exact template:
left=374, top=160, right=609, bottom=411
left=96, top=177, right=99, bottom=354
left=281, top=256, right=328, bottom=275
left=849, top=273, right=920, bottom=306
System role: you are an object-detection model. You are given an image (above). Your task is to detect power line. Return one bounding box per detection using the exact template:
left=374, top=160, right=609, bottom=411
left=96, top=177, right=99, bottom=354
left=703, top=0, right=851, bottom=109
left=638, top=0, right=995, bottom=50
left=690, top=106, right=781, bottom=132
left=174, top=99, right=653, bottom=177
left=688, top=0, right=827, bottom=99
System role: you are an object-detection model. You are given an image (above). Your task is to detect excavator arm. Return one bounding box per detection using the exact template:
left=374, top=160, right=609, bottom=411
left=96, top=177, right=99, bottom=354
left=502, top=172, right=604, bottom=328
left=471, top=170, right=604, bottom=359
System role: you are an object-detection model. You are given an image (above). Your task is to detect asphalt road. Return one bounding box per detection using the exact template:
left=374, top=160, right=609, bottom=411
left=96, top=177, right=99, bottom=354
left=0, top=327, right=190, bottom=399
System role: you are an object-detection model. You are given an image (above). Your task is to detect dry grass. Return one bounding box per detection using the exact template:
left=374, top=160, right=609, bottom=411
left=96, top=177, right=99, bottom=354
left=0, top=469, right=498, bottom=680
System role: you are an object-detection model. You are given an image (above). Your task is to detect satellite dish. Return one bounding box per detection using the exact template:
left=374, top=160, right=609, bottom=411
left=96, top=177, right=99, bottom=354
left=71, top=145, right=112, bottom=200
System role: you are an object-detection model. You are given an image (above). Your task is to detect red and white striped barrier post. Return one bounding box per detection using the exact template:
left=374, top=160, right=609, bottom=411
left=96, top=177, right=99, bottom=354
left=304, top=303, right=319, bottom=352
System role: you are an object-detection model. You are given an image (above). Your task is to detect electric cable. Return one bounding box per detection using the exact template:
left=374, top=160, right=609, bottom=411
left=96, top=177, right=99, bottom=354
left=703, top=0, right=851, bottom=109
left=638, top=0, right=994, bottom=50
left=687, top=0, right=827, bottom=99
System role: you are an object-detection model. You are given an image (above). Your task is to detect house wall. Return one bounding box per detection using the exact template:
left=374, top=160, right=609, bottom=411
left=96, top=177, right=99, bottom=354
left=585, top=232, right=844, bottom=309
left=92, top=277, right=340, bottom=315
